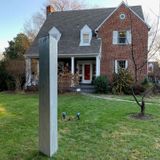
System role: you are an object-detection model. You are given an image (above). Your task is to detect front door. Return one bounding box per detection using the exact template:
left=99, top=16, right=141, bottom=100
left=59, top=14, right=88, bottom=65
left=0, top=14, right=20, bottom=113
left=83, top=64, right=92, bottom=83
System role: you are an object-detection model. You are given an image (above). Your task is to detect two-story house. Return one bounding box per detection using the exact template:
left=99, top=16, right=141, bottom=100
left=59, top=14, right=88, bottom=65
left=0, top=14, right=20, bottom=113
left=25, top=2, right=149, bottom=87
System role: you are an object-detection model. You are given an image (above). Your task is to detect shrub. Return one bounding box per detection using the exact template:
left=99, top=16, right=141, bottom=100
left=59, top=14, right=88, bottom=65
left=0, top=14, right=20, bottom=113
left=0, top=61, right=15, bottom=91
left=58, top=72, right=79, bottom=93
left=153, top=84, right=160, bottom=94
left=132, top=84, right=145, bottom=95
left=94, top=75, right=109, bottom=93
left=141, top=77, right=153, bottom=90
left=112, top=69, right=133, bottom=94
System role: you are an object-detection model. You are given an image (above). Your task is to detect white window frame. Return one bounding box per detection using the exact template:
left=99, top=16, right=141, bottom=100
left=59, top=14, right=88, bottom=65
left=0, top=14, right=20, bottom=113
left=118, top=31, right=127, bottom=44
left=115, top=60, right=128, bottom=73
left=80, top=25, right=92, bottom=46
left=113, top=30, right=131, bottom=45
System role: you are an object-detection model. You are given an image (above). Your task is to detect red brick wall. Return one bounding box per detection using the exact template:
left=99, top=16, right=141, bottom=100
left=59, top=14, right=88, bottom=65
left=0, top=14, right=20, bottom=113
left=98, top=4, right=148, bottom=83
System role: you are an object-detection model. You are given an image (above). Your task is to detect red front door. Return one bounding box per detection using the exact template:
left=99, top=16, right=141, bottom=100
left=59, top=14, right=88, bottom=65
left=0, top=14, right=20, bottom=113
left=84, top=64, right=90, bottom=80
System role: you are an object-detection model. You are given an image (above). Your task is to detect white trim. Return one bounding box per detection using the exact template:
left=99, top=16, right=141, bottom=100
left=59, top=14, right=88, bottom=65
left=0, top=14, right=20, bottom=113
left=113, top=31, right=118, bottom=44
left=115, top=60, right=118, bottom=73
left=126, top=30, right=132, bottom=44
left=119, top=13, right=126, bottom=20
left=77, top=61, right=95, bottom=84
left=126, top=60, right=128, bottom=69
left=115, top=59, right=128, bottom=73
left=71, top=57, right=74, bottom=74
left=96, top=56, right=100, bottom=77
left=96, top=1, right=150, bottom=31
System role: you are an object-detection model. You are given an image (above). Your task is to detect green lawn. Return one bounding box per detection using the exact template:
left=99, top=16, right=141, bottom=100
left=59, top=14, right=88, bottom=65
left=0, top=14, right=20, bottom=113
left=0, top=93, right=160, bottom=160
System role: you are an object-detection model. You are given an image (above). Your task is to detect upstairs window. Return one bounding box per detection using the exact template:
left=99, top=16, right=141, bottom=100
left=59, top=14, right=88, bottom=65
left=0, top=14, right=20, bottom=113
left=113, top=30, right=131, bottom=45
left=83, top=33, right=90, bottom=44
left=80, top=25, right=92, bottom=46
left=118, top=31, right=126, bottom=44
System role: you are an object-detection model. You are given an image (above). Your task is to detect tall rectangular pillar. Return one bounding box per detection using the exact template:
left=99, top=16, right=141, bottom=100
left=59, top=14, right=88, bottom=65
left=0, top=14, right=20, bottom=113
left=39, top=36, right=58, bottom=157
left=71, top=57, right=75, bottom=74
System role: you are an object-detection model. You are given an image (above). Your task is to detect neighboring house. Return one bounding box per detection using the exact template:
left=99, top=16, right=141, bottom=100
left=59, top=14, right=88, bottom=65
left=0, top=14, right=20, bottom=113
left=25, top=2, right=149, bottom=86
left=148, top=61, right=160, bottom=84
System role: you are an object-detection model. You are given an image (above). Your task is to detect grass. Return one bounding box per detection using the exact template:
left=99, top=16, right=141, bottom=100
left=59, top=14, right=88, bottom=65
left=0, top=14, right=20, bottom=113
left=0, top=92, right=160, bottom=160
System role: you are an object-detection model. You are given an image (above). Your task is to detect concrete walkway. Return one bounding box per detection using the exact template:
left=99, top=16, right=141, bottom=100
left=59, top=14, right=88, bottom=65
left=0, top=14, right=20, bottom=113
left=82, top=93, right=160, bottom=106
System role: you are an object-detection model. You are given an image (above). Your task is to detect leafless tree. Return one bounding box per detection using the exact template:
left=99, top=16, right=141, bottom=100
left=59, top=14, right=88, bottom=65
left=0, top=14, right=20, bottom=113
left=125, top=0, right=160, bottom=117
left=24, top=0, right=86, bottom=41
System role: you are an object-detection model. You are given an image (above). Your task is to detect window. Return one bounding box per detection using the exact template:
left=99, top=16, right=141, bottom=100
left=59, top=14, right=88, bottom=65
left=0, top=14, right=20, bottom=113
left=119, top=13, right=126, bottom=20
left=113, top=30, right=131, bottom=44
left=83, top=33, right=90, bottom=44
left=115, top=60, right=128, bottom=73
left=118, top=60, right=126, bottom=69
left=80, top=25, right=92, bottom=46
left=118, top=31, right=126, bottom=44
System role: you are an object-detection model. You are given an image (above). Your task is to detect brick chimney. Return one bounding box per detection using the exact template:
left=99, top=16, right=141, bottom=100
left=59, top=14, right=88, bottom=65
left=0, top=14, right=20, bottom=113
left=46, top=5, right=55, bottom=17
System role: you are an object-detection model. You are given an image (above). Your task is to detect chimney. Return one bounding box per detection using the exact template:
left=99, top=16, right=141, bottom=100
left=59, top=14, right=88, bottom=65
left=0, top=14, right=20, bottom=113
left=46, top=5, right=55, bottom=17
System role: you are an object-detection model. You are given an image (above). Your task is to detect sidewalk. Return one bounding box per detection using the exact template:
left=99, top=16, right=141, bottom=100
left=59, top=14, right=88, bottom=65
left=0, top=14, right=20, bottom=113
left=82, top=93, right=160, bottom=106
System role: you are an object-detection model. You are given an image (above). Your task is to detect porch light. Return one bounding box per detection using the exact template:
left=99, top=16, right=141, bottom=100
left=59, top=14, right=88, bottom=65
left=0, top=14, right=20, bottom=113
left=62, top=112, right=67, bottom=120
left=76, top=112, right=80, bottom=120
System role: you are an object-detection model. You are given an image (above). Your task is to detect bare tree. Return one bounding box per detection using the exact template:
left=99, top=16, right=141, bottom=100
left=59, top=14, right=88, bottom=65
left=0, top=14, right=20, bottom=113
left=24, top=0, right=86, bottom=41
left=125, top=1, right=160, bottom=117
left=46, top=0, right=85, bottom=11
left=24, top=12, right=45, bottom=42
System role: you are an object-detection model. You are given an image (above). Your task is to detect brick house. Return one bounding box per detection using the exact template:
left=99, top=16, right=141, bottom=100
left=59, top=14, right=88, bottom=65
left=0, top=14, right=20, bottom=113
left=25, top=2, right=149, bottom=87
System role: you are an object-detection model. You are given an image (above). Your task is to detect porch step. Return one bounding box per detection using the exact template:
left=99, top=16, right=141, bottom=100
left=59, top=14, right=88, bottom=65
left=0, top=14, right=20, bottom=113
left=72, top=84, right=96, bottom=93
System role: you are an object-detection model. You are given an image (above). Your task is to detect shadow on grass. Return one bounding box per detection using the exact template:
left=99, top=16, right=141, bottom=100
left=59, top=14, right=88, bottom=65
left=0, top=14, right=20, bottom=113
left=128, top=112, right=153, bottom=120
left=26, top=151, right=51, bottom=160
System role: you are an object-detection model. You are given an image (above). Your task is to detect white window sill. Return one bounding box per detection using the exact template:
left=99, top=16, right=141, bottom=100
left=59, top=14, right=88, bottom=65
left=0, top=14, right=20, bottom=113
left=79, top=43, right=91, bottom=46
left=113, top=43, right=130, bottom=45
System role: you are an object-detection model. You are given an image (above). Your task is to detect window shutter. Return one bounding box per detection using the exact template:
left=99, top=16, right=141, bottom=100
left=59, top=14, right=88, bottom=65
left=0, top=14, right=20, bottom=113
left=125, top=60, right=128, bottom=69
left=113, top=31, right=118, bottom=44
left=115, top=60, right=118, bottom=73
left=126, top=30, right=132, bottom=44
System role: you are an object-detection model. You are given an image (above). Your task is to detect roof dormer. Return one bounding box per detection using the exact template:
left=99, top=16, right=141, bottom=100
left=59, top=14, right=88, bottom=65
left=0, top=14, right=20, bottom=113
left=80, top=25, right=92, bottom=46
left=49, top=26, right=61, bottom=41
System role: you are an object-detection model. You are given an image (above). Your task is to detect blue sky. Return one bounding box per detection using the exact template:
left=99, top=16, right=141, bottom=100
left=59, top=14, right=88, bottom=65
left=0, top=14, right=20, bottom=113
left=0, top=0, right=44, bottom=52
left=0, top=0, right=159, bottom=53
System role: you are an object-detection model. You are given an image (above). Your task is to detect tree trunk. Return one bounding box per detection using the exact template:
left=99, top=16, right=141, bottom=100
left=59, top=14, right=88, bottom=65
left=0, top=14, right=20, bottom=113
left=140, top=100, right=145, bottom=116
left=15, top=78, right=21, bottom=91
left=134, top=68, right=138, bottom=83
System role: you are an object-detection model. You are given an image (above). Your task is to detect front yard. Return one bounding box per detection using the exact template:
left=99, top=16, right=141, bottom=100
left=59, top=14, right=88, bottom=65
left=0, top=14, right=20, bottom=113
left=0, top=93, right=160, bottom=160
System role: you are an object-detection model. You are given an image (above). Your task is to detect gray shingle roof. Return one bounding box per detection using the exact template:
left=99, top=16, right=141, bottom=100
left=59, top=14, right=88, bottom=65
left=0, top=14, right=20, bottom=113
left=26, top=5, right=144, bottom=57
